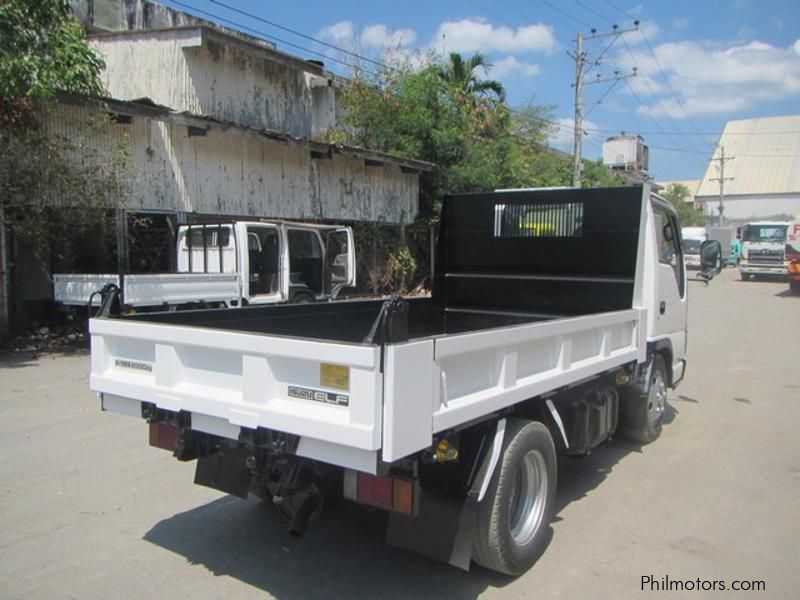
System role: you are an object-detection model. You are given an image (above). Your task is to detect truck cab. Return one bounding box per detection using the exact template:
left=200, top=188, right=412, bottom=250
left=739, top=221, right=790, bottom=280
left=177, top=221, right=355, bottom=305
left=681, top=226, right=707, bottom=270
left=53, top=220, right=355, bottom=309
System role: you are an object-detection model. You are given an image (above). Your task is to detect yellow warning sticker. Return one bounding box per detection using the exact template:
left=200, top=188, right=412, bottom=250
left=320, top=363, right=350, bottom=391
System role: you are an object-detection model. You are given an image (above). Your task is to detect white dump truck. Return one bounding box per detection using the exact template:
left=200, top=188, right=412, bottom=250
left=54, top=220, right=356, bottom=309
left=87, top=185, right=720, bottom=575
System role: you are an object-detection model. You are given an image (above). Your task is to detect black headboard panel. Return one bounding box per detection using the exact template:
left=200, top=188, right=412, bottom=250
left=432, top=186, right=644, bottom=315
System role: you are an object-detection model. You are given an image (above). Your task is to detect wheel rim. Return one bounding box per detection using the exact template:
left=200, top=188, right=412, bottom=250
left=508, top=450, right=548, bottom=546
left=647, top=368, right=667, bottom=426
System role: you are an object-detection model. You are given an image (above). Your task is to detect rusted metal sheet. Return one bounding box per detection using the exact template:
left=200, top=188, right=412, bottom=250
left=45, top=105, right=419, bottom=224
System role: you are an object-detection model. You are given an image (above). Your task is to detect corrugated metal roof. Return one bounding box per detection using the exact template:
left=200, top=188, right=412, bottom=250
left=696, top=115, right=800, bottom=198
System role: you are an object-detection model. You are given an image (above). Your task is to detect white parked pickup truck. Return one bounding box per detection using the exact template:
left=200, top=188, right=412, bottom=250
left=54, top=220, right=356, bottom=309
left=88, top=185, right=721, bottom=575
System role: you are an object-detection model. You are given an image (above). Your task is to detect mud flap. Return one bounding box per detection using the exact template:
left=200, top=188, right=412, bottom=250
left=194, top=447, right=252, bottom=498
left=386, top=490, right=476, bottom=571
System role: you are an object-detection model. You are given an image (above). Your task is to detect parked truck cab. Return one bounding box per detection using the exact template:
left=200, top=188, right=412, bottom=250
left=177, top=221, right=355, bottom=304
left=54, top=220, right=356, bottom=310
left=739, top=221, right=790, bottom=280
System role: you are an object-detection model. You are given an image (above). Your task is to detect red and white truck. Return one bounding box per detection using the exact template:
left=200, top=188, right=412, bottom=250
left=786, top=218, right=800, bottom=294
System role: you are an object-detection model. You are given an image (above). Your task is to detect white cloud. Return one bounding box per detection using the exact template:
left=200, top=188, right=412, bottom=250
left=619, top=39, right=800, bottom=118
left=360, top=24, right=416, bottom=49
left=317, top=21, right=417, bottom=54
left=491, top=56, right=541, bottom=80
left=318, top=21, right=355, bottom=46
left=433, top=18, right=556, bottom=54
left=626, top=19, right=660, bottom=46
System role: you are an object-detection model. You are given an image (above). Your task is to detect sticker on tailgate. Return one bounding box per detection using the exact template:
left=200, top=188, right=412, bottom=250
left=288, top=386, right=349, bottom=407
left=320, top=363, right=349, bottom=390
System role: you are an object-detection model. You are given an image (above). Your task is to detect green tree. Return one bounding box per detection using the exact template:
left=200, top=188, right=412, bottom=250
left=1, top=0, right=125, bottom=279
left=338, top=54, right=628, bottom=291
left=0, top=0, right=105, bottom=128
left=438, top=52, right=506, bottom=103
left=662, top=183, right=705, bottom=226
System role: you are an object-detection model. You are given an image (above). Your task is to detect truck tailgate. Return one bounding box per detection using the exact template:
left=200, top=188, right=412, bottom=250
left=89, top=318, right=382, bottom=453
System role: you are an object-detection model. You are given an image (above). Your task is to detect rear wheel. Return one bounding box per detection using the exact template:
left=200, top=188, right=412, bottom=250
left=472, top=419, right=556, bottom=576
left=620, top=355, right=667, bottom=444
left=790, top=280, right=800, bottom=295
left=740, top=272, right=751, bottom=281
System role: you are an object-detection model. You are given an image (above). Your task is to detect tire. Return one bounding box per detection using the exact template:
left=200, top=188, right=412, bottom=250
left=790, top=280, right=800, bottom=295
left=472, top=419, right=557, bottom=576
left=620, top=355, right=667, bottom=444
left=740, top=272, right=751, bottom=281
left=292, top=293, right=313, bottom=304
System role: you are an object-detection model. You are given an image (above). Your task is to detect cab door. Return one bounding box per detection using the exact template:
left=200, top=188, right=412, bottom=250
left=652, top=201, right=688, bottom=378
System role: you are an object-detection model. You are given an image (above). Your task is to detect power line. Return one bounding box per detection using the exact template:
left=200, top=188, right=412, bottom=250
left=571, top=0, right=615, bottom=26
left=618, top=36, right=713, bottom=154
left=167, top=1, right=378, bottom=74
left=208, top=0, right=392, bottom=71
left=603, top=0, right=636, bottom=20
left=524, top=0, right=584, bottom=32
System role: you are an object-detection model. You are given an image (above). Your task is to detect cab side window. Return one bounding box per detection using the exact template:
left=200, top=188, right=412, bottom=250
left=654, top=206, right=685, bottom=297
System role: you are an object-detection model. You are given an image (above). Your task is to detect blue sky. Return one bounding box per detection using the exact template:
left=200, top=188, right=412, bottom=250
left=164, top=1, right=800, bottom=182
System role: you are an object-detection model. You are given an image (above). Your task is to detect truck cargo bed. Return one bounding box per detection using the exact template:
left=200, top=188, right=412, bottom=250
left=90, top=186, right=648, bottom=467
left=117, top=298, right=559, bottom=344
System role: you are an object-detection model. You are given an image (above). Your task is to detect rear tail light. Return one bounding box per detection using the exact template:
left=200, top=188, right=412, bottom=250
left=149, top=421, right=180, bottom=451
left=343, top=470, right=417, bottom=515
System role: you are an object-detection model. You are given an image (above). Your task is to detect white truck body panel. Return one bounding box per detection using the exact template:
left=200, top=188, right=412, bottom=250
left=91, top=308, right=644, bottom=467
left=90, top=318, right=384, bottom=468
left=121, top=273, right=241, bottom=307
left=53, top=274, right=121, bottom=306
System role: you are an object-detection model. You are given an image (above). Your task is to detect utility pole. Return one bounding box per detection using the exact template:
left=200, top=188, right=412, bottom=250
left=571, top=32, right=585, bottom=189
left=569, top=23, right=639, bottom=188
left=709, top=146, right=734, bottom=226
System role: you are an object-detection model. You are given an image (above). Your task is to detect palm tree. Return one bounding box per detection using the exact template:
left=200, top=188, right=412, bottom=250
left=439, top=52, right=506, bottom=102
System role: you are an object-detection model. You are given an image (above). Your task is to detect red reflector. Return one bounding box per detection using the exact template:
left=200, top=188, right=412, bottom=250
left=357, top=473, right=393, bottom=510
left=149, top=421, right=180, bottom=451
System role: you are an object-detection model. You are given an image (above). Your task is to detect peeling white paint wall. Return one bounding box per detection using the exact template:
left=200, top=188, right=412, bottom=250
left=47, top=105, right=419, bottom=224
left=91, top=30, right=324, bottom=139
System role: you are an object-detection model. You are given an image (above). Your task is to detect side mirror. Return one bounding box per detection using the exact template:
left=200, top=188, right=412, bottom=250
left=698, top=240, right=722, bottom=282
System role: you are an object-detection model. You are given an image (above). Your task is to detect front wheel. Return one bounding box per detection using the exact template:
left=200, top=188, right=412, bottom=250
left=620, top=355, right=667, bottom=444
left=472, top=419, right=557, bottom=576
